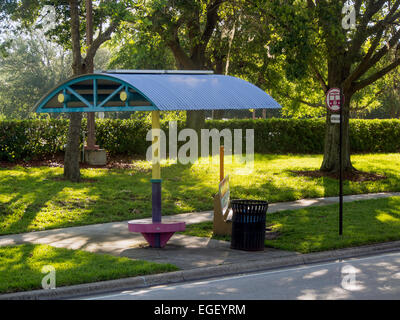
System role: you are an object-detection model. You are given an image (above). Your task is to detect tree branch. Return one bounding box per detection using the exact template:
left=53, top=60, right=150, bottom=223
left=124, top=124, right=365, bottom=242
left=312, top=65, right=328, bottom=93
left=351, top=88, right=385, bottom=111
left=200, top=0, right=225, bottom=46
left=188, top=0, right=224, bottom=63
left=69, top=0, right=82, bottom=75
left=85, top=19, right=119, bottom=67
left=344, top=22, right=400, bottom=91
left=353, top=58, right=400, bottom=92
left=346, top=0, right=394, bottom=66
left=343, top=27, right=385, bottom=90
left=167, top=37, right=197, bottom=69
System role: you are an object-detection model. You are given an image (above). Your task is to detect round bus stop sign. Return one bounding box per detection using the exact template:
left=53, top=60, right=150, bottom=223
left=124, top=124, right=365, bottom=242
left=325, top=88, right=341, bottom=112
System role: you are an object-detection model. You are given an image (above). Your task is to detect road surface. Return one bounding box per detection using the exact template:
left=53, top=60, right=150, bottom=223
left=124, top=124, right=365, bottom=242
left=80, top=251, right=400, bottom=300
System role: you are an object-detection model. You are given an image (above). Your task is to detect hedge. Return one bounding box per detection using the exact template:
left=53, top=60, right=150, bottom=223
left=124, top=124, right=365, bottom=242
left=0, top=119, right=69, bottom=162
left=1, top=118, right=399, bottom=162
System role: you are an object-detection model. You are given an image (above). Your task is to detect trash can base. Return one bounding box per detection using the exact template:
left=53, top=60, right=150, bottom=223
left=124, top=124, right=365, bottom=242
left=230, top=245, right=265, bottom=252
left=230, top=199, right=268, bottom=251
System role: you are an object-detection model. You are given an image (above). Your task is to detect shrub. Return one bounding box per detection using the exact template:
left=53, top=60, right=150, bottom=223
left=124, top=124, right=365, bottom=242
left=1, top=118, right=400, bottom=162
left=0, top=119, right=69, bottom=162
left=206, top=118, right=326, bottom=154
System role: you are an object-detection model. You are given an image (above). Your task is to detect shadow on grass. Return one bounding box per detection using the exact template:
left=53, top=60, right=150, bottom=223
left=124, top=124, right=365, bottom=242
left=0, top=161, right=213, bottom=236
left=0, top=243, right=177, bottom=294
left=267, top=196, right=400, bottom=253
left=1, top=153, right=400, bottom=238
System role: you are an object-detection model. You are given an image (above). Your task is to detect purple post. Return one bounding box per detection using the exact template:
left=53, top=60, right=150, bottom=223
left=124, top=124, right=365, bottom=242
left=152, top=180, right=162, bottom=247
left=152, top=180, right=162, bottom=223
left=128, top=179, right=186, bottom=248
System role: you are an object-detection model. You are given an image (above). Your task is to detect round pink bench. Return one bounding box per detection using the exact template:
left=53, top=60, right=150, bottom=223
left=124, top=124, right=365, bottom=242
left=128, top=221, right=186, bottom=248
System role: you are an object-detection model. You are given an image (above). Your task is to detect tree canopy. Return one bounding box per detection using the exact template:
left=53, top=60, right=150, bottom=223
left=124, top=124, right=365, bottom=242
left=2, top=1, right=400, bottom=175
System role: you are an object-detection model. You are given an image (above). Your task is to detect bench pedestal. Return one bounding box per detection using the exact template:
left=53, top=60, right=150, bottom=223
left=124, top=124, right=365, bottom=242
left=128, top=221, right=186, bottom=248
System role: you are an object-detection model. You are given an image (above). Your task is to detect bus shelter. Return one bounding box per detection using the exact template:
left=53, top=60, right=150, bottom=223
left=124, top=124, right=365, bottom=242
left=34, top=70, right=282, bottom=248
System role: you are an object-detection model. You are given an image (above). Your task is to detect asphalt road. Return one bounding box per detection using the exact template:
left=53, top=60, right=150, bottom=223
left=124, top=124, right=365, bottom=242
left=81, top=251, right=400, bottom=300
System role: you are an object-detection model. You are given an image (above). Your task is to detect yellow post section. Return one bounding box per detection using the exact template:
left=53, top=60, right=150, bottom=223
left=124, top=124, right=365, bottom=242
left=152, top=110, right=161, bottom=180
left=220, top=146, right=224, bottom=182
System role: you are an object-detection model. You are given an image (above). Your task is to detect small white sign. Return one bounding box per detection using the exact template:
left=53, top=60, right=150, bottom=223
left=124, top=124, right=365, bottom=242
left=331, top=114, right=341, bottom=124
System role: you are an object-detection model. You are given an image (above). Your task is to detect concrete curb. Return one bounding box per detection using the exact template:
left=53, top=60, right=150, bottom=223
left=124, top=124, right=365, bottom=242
left=2, top=239, right=400, bottom=300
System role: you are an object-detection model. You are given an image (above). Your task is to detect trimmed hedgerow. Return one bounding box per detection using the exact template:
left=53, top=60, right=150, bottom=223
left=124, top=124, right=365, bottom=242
left=349, top=119, right=400, bottom=153
left=0, top=119, right=69, bottom=162
left=1, top=118, right=400, bottom=162
left=206, top=118, right=326, bottom=154
left=94, top=119, right=152, bottom=156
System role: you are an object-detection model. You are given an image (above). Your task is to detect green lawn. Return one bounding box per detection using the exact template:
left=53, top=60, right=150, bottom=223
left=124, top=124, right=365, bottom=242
left=1, top=153, right=400, bottom=235
left=0, top=244, right=178, bottom=294
left=182, top=196, right=400, bottom=253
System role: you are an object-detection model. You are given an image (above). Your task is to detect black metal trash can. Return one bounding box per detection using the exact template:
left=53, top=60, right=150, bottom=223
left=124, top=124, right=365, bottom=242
left=230, top=199, right=268, bottom=251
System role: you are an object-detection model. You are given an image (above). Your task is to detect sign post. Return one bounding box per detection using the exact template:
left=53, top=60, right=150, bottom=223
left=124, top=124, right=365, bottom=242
left=339, top=89, right=343, bottom=236
left=326, top=88, right=343, bottom=236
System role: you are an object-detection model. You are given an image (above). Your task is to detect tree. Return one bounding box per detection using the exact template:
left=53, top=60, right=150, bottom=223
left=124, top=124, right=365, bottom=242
left=0, top=31, right=72, bottom=119
left=107, top=21, right=176, bottom=70
left=254, top=0, right=400, bottom=173
left=133, top=0, right=228, bottom=132
left=2, top=0, right=134, bottom=181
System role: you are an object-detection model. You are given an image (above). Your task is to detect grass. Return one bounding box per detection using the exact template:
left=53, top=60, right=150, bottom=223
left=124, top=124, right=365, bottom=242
left=1, top=153, right=400, bottom=235
left=181, top=196, right=400, bottom=253
left=0, top=243, right=178, bottom=294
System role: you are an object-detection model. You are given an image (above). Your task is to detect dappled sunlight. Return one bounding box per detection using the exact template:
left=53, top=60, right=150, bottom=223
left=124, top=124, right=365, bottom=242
left=2, top=153, right=400, bottom=236
left=376, top=212, right=400, bottom=223
left=297, top=289, right=319, bottom=300
left=302, top=269, right=329, bottom=279
left=325, top=287, right=354, bottom=299
left=392, top=272, right=400, bottom=279
left=369, top=261, right=399, bottom=272
left=0, top=244, right=177, bottom=294
left=296, top=280, right=365, bottom=300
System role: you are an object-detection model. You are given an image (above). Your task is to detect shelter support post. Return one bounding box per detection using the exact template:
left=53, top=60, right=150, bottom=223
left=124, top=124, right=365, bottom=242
left=151, top=110, right=162, bottom=223
left=151, top=111, right=162, bottom=247
left=220, top=146, right=224, bottom=182
left=128, top=110, right=185, bottom=248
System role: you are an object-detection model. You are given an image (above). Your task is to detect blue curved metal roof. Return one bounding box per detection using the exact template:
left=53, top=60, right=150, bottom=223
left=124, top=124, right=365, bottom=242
left=104, top=73, right=281, bottom=110
left=34, top=71, right=281, bottom=113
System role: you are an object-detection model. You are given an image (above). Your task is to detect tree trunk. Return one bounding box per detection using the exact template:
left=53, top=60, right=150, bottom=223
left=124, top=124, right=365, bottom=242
left=85, top=0, right=96, bottom=150
left=64, top=112, right=83, bottom=182
left=64, top=0, right=83, bottom=182
left=320, top=46, right=355, bottom=174
left=213, top=110, right=224, bottom=119
left=212, top=54, right=225, bottom=120
left=320, top=95, right=355, bottom=173
left=186, top=110, right=205, bottom=133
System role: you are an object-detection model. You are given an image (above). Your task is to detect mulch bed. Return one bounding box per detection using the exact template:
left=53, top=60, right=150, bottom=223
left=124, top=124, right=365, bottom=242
left=292, top=169, right=387, bottom=182
left=0, top=154, right=147, bottom=170
left=0, top=158, right=389, bottom=182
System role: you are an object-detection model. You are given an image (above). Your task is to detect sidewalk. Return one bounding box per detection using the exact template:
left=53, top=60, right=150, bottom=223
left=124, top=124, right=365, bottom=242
left=2, top=192, right=400, bottom=299
left=1, top=192, right=399, bottom=270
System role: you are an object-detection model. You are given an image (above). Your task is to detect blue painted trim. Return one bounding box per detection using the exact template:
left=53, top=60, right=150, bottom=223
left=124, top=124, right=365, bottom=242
left=34, top=74, right=158, bottom=113
left=67, top=86, right=93, bottom=108
left=150, top=179, right=162, bottom=183
left=97, top=85, right=124, bottom=108
left=93, top=78, right=97, bottom=107
left=125, top=86, right=129, bottom=107
left=63, top=89, right=68, bottom=109
left=37, top=106, right=158, bottom=113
